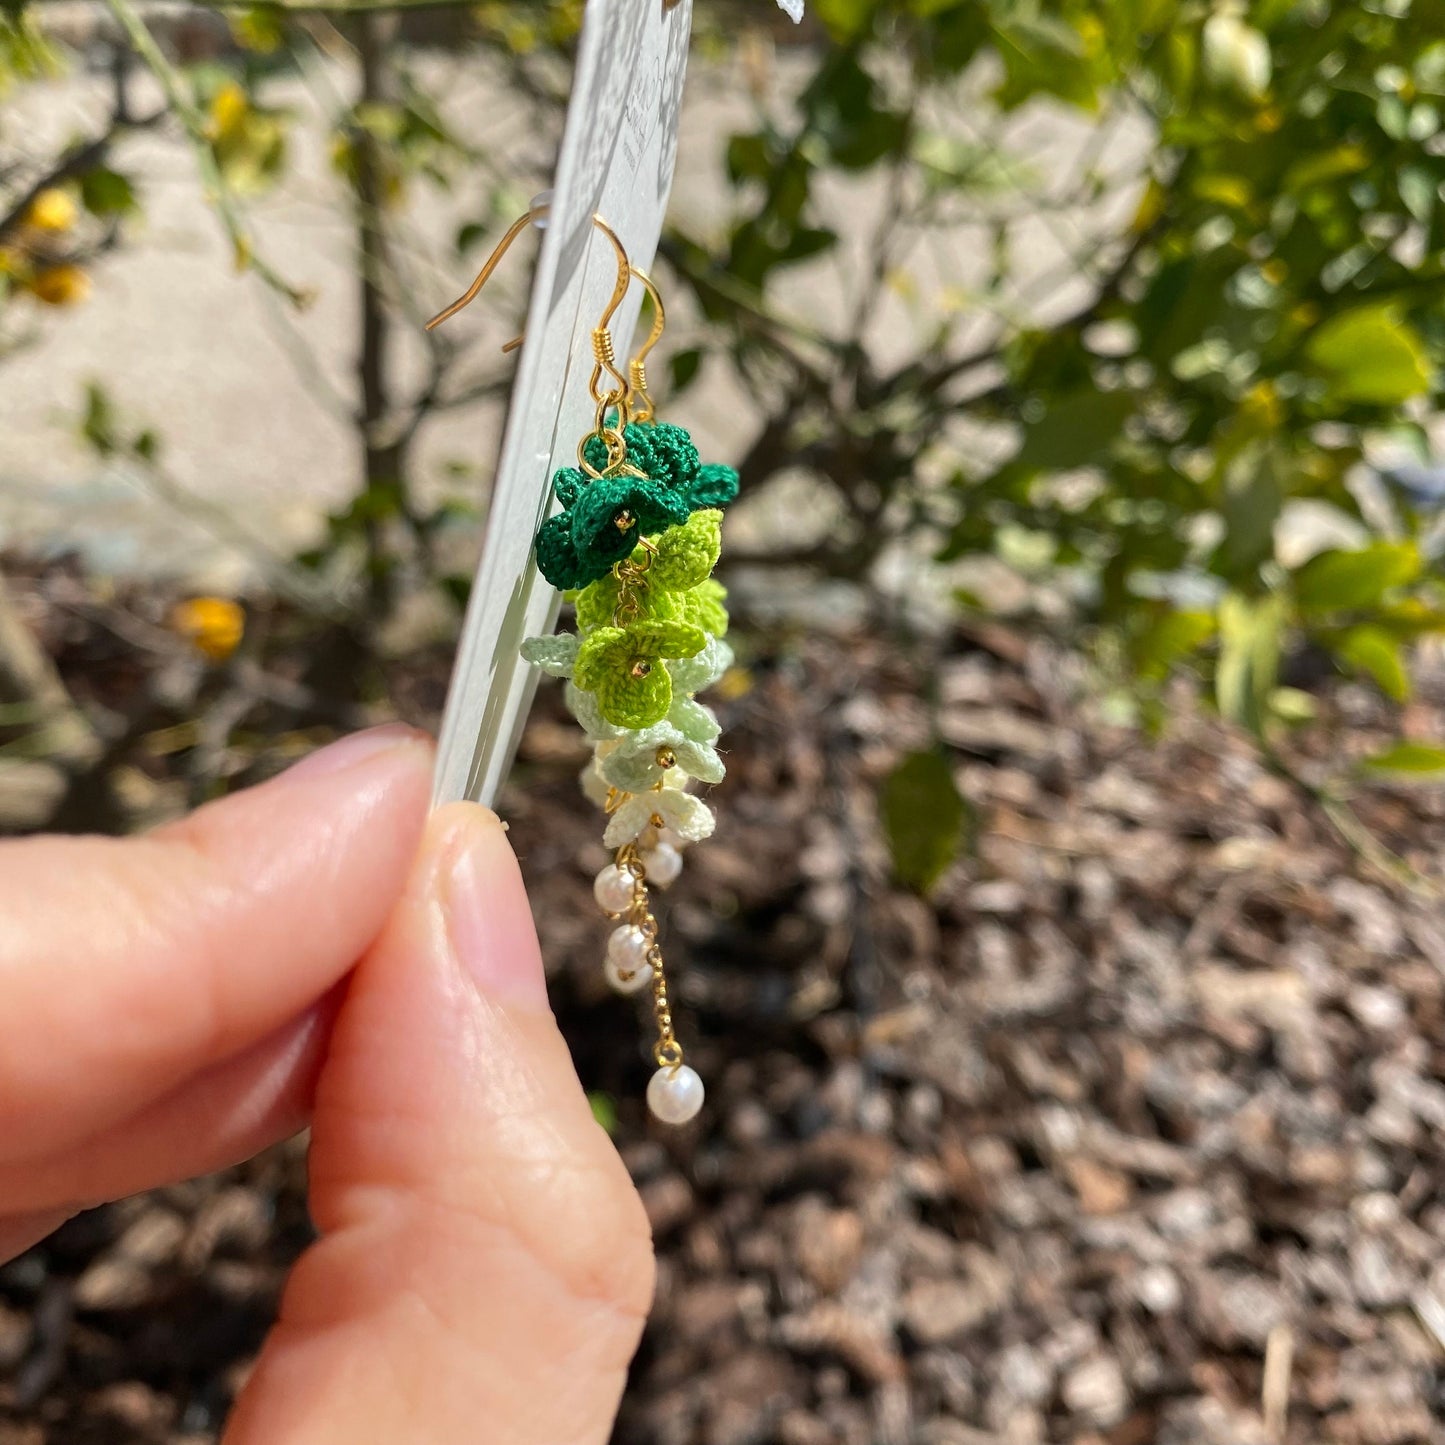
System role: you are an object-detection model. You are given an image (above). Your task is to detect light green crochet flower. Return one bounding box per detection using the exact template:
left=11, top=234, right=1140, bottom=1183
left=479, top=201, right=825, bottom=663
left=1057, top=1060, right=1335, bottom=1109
left=669, top=695, right=720, bottom=743
left=649, top=508, right=723, bottom=592
left=573, top=619, right=705, bottom=729
left=678, top=578, right=729, bottom=637
left=599, top=722, right=725, bottom=793
left=602, top=785, right=716, bottom=849
left=566, top=681, right=624, bottom=740
left=666, top=636, right=734, bottom=695
left=519, top=631, right=579, bottom=678
left=572, top=571, right=680, bottom=632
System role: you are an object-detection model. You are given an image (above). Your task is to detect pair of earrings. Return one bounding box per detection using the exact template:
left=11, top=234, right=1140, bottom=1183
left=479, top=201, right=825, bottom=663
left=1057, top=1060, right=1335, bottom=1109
left=429, top=201, right=737, bottom=1125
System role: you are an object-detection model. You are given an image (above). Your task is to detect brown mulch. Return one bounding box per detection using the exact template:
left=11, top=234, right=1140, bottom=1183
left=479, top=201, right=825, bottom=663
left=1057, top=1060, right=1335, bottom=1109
left=2, top=564, right=1445, bottom=1444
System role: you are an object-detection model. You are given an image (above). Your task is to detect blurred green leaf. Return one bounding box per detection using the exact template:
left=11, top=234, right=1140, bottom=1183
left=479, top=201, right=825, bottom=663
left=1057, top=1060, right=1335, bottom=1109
left=80, top=167, right=137, bottom=217
left=880, top=749, right=970, bottom=893
left=1305, top=306, right=1431, bottom=406
left=1294, top=543, right=1420, bottom=614
left=1335, top=624, right=1410, bottom=701
left=587, top=1091, right=619, bottom=1134
left=668, top=347, right=702, bottom=392
left=1013, top=390, right=1134, bottom=473
left=1131, top=608, right=1216, bottom=682
left=1360, top=742, right=1445, bottom=777
left=1216, top=592, right=1284, bottom=735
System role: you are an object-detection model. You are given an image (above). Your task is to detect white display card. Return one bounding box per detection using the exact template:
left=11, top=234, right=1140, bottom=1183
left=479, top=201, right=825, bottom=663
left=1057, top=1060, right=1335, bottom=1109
left=431, top=0, right=694, bottom=807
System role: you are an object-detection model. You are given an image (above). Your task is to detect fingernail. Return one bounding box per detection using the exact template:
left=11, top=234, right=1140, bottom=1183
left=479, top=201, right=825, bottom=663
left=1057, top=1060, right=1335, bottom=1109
left=439, top=804, right=550, bottom=1012
left=285, top=724, right=428, bottom=782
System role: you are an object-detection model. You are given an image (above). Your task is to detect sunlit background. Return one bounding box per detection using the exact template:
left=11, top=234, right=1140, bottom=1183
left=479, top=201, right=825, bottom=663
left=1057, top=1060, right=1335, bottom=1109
left=2, top=2, right=1444, bottom=1441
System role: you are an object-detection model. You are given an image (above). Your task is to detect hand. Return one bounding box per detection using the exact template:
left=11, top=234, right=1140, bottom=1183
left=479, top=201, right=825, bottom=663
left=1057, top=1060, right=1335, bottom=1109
left=0, top=725, right=655, bottom=1444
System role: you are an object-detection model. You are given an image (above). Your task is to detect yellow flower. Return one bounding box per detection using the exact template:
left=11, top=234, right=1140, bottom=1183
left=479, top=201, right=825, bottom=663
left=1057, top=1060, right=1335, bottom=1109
left=28, top=264, right=90, bottom=306
left=171, top=597, right=245, bottom=662
left=208, top=81, right=249, bottom=141
left=26, top=187, right=77, bottom=233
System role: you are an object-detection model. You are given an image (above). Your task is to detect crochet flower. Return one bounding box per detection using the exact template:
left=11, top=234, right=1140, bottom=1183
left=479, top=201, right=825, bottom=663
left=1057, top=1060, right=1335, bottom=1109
left=572, top=571, right=680, bottom=632
left=687, top=462, right=740, bottom=511
left=599, top=722, right=725, bottom=793
left=580, top=752, right=612, bottom=808
left=573, top=619, right=705, bottom=729
left=582, top=424, right=739, bottom=514
left=568, top=678, right=717, bottom=744
left=679, top=578, right=729, bottom=637
left=602, top=785, right=716, bottom=849
left=519, top=631, right=579, bottom=677
left=649, top=509, right=723, bottom=592
left=666, top=635, right=734, bottom=695
left=566, top=681, right=624, bottom=740
left=584, top=422, right=700, bottom=492
left=534, top=467, right=691, bottom=590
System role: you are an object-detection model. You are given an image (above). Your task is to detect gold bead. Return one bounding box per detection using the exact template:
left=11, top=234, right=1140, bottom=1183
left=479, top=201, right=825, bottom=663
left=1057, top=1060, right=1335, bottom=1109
left=613, top=509, right=635, bottom=533
left=655, top=747, right=677, bottom=769
left=630, top=659, right=652, bottom=678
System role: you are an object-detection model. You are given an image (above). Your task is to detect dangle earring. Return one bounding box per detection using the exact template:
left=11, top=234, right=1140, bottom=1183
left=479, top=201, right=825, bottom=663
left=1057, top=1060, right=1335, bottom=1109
left=429, top=208, right=739, bottom=1125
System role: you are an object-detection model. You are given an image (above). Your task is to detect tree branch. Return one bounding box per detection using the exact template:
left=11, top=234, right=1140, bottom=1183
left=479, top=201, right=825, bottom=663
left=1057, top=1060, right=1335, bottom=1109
left=0, top=112, right=164, bottom=246
left=104, top=0, right=308, bottom=305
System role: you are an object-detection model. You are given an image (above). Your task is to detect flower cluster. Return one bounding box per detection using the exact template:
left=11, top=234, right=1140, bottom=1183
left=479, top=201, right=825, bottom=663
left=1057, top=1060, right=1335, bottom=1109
left=532, top=420, right=739, bottom=590
left=521, top=423, right=735, bottom=853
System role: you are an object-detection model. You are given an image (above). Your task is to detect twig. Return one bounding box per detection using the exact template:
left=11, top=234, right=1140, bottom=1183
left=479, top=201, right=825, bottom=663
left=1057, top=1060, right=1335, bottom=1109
left=104, top=0, right=308, bottom=305
left=0, top=110, right=165, bottom=245
left=1261, top=1324, right=1293, bottom=1444
left=1262, top=743, right=1443, bottom=902
left=180, top=0, right=487, bottom=11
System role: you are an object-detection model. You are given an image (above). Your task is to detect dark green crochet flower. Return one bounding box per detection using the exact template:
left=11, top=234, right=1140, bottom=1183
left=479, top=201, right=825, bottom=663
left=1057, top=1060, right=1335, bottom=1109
left=581, top=423, right=739, bottom=514
left=687, top=461, right=740, bottom=510
left=583, top=422, right=699, bottom=491
left=534, top=468, right=692, bottom=590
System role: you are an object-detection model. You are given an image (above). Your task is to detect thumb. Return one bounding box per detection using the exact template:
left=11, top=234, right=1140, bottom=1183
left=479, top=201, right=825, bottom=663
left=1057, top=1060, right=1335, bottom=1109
left=226, top=804, right=655, bottom=1445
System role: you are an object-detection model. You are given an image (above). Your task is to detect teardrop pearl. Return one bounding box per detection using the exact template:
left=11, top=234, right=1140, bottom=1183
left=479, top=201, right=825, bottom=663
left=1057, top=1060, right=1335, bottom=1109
left=593, top=863, right=635, bottom=914
left=606, top=923, right=651, bottom=974
left=604, top=954, right=654, bottom=995
left=647, top=1064, right=705, bottom=1124
left=657, top=827, right=687, bottom=851
left=641, top=842, right=683, bottom=888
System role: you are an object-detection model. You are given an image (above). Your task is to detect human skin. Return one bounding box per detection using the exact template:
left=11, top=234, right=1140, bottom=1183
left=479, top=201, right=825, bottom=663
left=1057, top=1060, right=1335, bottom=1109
left=0, top=725, right=655, bottom=1444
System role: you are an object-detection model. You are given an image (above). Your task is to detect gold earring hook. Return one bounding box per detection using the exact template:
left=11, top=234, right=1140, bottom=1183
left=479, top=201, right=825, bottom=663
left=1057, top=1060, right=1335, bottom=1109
left=626, top=266, right=666, bottom=424
left=424, top=204, right=542, bottom=333
left=426, top=206, right=634, bottom=412
left=584, top=214, right=633, bottom=411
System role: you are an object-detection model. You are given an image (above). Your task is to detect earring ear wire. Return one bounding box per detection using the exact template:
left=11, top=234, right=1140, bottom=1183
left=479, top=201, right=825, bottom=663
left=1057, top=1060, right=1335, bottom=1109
left=427, top=203, right=633, bottom=411
left=625, top=266, right=666, bottom=424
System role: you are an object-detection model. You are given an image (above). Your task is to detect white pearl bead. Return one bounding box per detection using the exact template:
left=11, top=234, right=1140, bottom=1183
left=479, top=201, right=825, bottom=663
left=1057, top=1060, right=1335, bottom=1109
left=604, top=954, right=654, bottom=995
left=606, top=923, right=651, bottom=974
left=647, top=1064, right=705, bottom=1124
left=657, top=827, right=687, bottom=851
left=641, top=842, right=683, bottom=888
left=593, top=863, right=635, bottom=914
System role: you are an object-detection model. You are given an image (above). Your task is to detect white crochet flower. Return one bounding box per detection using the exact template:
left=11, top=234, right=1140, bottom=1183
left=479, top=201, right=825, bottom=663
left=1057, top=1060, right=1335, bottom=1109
left=599, top=722, right=724, bottom=793
left=602, top=786, right=715, bottom=849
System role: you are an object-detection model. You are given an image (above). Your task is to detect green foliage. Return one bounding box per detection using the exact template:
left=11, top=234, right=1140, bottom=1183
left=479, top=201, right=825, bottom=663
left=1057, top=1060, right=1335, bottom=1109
left=1360, top=741, right=1445, bottom=777
left=669, top=0, right=1445, bottom=762
left=880, top=749, right=971, bottom=892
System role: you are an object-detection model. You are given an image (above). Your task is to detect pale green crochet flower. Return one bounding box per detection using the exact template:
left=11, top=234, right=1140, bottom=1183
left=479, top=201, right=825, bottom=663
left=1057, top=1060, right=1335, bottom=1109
left=666, top=636, right=733, bottom=695
left=566, top=681, right=624, bottom=741
left=519, top=631, right=579, bottom=678
left=602, top=785, right=715, bottom=849
left=669, top=695, right=720, bottom=743
left=599, top=722, right=725, bottom=794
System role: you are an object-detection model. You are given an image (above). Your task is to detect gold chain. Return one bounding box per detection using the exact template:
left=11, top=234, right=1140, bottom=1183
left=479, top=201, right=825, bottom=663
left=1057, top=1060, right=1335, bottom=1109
left=616, top=840, right=683, bottom=1069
